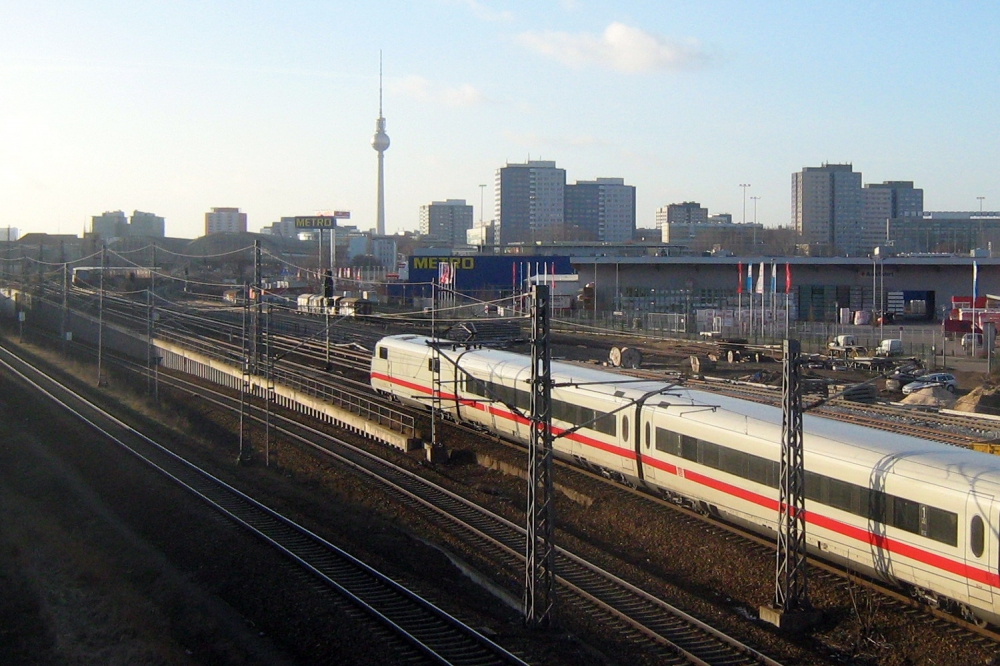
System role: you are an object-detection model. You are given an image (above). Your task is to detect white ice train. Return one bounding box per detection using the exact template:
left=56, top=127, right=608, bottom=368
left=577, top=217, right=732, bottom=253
left=371, top=334, right=1000, bottom=626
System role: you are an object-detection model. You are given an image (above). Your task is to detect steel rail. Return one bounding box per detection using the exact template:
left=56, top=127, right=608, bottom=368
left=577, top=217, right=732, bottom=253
left=139, top=363, right=784, bottom=666
left=0, top=341, right=529, bottom=666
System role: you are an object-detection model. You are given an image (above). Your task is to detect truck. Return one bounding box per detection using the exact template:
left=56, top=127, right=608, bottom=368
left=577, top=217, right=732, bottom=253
left=827, top=334, right=868, bottom=359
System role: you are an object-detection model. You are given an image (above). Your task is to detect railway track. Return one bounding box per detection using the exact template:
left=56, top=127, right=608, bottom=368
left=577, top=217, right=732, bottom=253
left=682, top=376, right=990, bottom=447
left=93, top=348, right=785, bottom=666
left=0, top=340, right=530, bottom=666
left=461, top=414, right=1000, bottom=645
left=15, top=297, right=1000, bottom=659
left=83, top=324, right=1000, bottom=647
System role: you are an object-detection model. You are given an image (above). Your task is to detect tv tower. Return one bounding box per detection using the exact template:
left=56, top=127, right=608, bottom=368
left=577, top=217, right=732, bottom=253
left=371, top=52, right=390, bottom=236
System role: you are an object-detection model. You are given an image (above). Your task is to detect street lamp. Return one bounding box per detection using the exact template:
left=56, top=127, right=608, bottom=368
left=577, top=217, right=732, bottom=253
left=750, top=196, right=760, bottom=249
left=874, top=246, right=885, bottom=341
left=740, top=184, right=751, bottom=225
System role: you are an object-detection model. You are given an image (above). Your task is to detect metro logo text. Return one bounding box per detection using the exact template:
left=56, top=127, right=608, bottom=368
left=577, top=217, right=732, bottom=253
left=412, top=257, right=475, bottom=270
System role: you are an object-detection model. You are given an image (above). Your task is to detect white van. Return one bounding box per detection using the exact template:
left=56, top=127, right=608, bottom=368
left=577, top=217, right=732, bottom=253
left=961, top=333, right=984, bottom=350
left=876, top=339, right=903, bottom=357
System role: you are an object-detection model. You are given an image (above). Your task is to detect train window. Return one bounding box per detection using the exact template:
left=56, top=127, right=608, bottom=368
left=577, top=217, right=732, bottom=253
left=645, top=422, right=650, bottom=449
left=654, top=427, right=678, bottom=455
left=867, top=490, right=886, bottom=524
left=891, top=497, right=920, bottom=535
left=465, top=377, right=487, bottom=397
left=699, top=441, right=720, bottom=469
left=923, top=506, right=957, bottom=547
left=971, top=515, right=985, bottom=557
left=622, top=416, right=629, bottom=442
left=719, top=447, right=748, bottom=478
left=804, top=471, right=823, bottom=503
left=428, top=358, right=440, bottom=373
left=551, top=399, right=568, bottom=421
left=681, top=435, right=698, bottom=462
left=593, top=412, right=616, bottom=436
left=378, top=347, right=388, bottom=359
left=827, top=478, right=855, bottom=514
left=747, top=456, right=775, bottom=488
left=638, top=428, right=962, bottom=548
left=516, top=387, right=530, bottom=411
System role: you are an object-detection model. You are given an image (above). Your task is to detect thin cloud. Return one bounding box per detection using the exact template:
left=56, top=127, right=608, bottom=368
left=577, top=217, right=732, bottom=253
left=518, top=22, right=709, bottom=73
left=395, top=75, right=488, bottom=107
left=503, top=130, right=609, bottom=149
left=447, top=0, right=513, bottom=22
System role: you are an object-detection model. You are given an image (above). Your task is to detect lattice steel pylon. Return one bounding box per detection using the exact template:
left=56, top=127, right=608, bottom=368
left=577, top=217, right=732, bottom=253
left=238, top=281, right=253, bottom=464
left=524, top=284, right=555, bottom=628
left=775, top=338, right=808, bottom=612
left=252, top=240, right=263, bottom=374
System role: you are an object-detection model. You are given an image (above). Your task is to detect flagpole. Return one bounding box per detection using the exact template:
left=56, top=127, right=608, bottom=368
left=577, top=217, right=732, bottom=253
left=973, top=260, right=979, bottom=357
left=737, top=262, right=743, bottom=337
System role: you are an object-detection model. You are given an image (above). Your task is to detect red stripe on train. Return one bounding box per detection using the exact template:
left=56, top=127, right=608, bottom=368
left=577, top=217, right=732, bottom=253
left=373, top=372, right=996, bottom=588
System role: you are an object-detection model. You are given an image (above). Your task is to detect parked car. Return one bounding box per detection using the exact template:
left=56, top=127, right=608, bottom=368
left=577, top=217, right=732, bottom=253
left=885, top=370, right=922, bottom=392
left=901, top=372, right=958, bottom=395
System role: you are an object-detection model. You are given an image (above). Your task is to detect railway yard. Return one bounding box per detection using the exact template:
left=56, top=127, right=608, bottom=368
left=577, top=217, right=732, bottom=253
left=5, top=289, right=1000, bottom=665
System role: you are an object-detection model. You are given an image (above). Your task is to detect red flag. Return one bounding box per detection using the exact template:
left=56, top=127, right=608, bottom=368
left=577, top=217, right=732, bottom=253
left=785, top=263, right=792, bottom=293
left=737, top=262, right=743, bottom=294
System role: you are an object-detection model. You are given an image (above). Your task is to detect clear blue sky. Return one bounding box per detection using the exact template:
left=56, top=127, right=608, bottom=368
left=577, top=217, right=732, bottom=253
left=2, top=1, right=997, bottom=239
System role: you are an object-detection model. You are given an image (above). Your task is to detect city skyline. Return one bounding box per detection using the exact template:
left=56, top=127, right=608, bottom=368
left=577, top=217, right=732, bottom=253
left=2, top=1, right=997, bottom=240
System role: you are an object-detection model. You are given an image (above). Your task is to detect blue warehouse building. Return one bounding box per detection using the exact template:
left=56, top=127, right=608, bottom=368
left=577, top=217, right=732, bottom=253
left=396, top=249, right=997, bottom=325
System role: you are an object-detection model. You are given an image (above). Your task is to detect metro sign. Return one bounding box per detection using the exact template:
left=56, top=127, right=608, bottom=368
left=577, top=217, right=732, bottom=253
left=294, top=211, right=351, bottom=229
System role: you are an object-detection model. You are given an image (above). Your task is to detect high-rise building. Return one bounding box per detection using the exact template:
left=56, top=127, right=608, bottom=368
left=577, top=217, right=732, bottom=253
left=259, top=217, right=300, bottom=238
left=792, top=164, right=863, bottom=256
left=419, top=199, right=474, bottom=247
left=565, top=178, right=636, bottom=243
left=129, top=210, right=165, bottom=237
left=495, top=160, right=566, bottom=244
left=91, top=210, right=128, bottom=239
left=205, top=207, right=247, bottom=235
left=861, top=181, right=923, bottom=251
left=371, top=236, right=397, bottom=270
left=655, top=201, right=709, bottom=229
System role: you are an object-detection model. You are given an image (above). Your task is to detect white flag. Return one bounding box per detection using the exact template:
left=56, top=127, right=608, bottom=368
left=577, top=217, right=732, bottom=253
left=755, top=261, right=765, bottom=294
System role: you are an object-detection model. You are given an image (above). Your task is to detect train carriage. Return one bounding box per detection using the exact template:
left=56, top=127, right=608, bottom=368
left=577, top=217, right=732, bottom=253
left=297, top=293, right=374, bottom=317
left=371, top=334, right=1000, bottom=625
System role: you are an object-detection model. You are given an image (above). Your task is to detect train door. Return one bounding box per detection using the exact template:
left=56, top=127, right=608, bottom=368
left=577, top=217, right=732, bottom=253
left=620, top=413, right=635, bottom=477
left=638, top=410, right=654, bottom=482
left=965, top=493, right=995, bottom=608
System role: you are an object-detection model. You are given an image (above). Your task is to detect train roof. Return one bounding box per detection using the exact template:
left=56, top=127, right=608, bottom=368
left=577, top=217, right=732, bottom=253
left=378, top=335, right=1000, bottom=492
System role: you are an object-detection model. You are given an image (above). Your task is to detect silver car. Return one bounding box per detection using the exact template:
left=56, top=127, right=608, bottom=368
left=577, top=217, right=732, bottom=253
left=901, top=372, right=958, bottom=395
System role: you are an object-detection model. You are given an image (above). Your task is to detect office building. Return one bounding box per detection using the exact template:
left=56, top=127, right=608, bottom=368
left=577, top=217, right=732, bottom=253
left=205, top=207, right=247, bottom=235
left=861, top=181, right=923, bottom=251
left=792, top=164, right=863, bottom=256
left=91, top=210, right=128, bottom=240
left=886, top=211, right=1000, bottom=255
left=129, top=210, right=165, bottom=237
left=419, top=199, right=474, bottom=247
left=655, top=201, right=709, bottom=229
left=495, top=160, right=565, bottom=244
left=565, top=178, right=636, bottom=243
left=259, top=217, right=300, bottom=238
